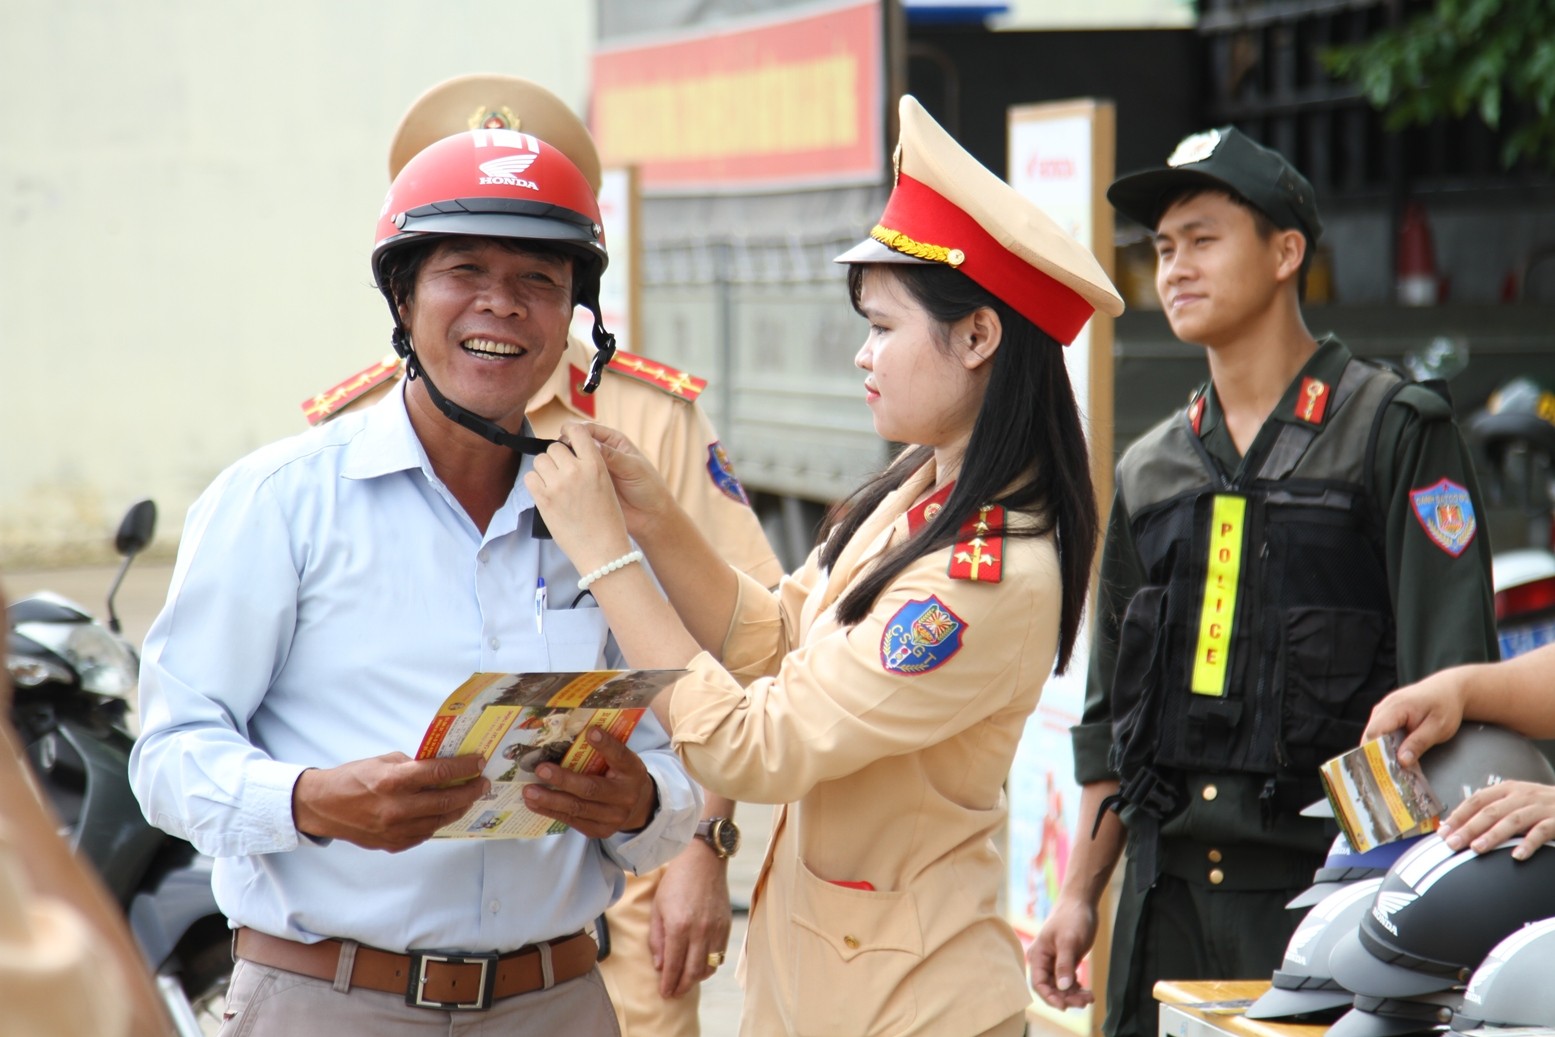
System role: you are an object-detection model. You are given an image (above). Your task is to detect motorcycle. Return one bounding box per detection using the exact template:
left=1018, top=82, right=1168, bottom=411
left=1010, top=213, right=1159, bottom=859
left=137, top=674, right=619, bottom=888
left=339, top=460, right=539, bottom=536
left=1464, top=376, right=1555, bottom=660
left=6, top=500, right=230, bottom=1036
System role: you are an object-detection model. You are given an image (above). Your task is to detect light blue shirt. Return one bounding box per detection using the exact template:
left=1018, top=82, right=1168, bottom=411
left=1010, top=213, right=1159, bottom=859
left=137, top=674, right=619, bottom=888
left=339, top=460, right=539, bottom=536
left=129, top=386, right=700, bottom=952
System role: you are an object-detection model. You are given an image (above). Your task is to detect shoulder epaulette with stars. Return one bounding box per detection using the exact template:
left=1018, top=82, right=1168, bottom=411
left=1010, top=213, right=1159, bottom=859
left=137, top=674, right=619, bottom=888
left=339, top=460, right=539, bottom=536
left=948, top=504, right=1004, bottom=583
left=606, top=350, right=707, bottom=402
left=301, top=355, right=402, bottom=426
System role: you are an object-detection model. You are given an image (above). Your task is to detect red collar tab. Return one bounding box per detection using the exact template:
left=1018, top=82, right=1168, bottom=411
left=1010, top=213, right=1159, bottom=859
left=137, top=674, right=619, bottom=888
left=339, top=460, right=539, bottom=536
left=1295, top=376, right=1331, bottom=425
left=301, top=356, right=401, bottom=426
left=608, top=351, right=707, bottom=402
left=1188, top=392, right=1206, bottom=436
left=907, top=482, right=956, bottom=535
left=568, top=364, right=597, bottom=418
left=876, top=173, right=1095, bottom=345
left=948, top=504, right=1004, bottom=583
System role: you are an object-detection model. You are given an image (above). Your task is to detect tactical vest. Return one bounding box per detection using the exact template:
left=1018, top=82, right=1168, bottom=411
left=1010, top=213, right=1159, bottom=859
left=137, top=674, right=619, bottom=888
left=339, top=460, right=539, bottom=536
left=1106, top=358, right=1418, bottom=863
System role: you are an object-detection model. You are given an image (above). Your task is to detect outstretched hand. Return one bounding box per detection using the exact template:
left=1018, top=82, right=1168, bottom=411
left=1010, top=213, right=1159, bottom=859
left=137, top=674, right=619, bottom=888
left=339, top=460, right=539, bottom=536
left=520, top=728, right=658, bottom=838
left=291, top=752, right=490, bottom=852
left=525, top=424, right=634, bottom=576
left=1441, top=780, right=1555, bottom=860
left=584, top=423, right=676, bottom=540
left=1028, top=896, right=1100, bottom=1011
left=1362, top=668, right=1468, bottom=766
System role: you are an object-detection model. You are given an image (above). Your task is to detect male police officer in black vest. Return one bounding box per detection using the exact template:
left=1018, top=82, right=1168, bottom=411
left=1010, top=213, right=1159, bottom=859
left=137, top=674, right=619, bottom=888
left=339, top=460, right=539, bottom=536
left=1028, top=128, right=1499, bottom=1037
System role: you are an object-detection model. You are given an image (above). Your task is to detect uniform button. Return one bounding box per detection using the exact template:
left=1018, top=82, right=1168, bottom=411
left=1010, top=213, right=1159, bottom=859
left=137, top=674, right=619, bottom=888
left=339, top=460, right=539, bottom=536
left=843, top=936, right=860, bottom=950
left=1202, top=784, right=1219, bottom=802
left=478, top=550, right=489, bottom=564
left=1207, top=849, right=1223, bottom=863
left=489, top=637, right=500, bottom=650
left=1208, top=868, right=1225, bottom=886
left=489, top=900, right=501, bottom=914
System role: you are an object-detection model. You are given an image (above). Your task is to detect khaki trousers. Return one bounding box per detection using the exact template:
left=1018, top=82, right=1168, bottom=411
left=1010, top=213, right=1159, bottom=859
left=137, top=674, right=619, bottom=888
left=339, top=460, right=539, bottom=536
left=216, top=958, right=620, bottom=1037
left=597, top=864, right=701, bottom=1037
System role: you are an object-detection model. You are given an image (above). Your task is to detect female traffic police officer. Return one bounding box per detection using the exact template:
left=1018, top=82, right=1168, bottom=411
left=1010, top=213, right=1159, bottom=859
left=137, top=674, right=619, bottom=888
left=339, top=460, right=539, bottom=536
left=1030, top=127, right=1500, bottom=1037
left=520, top=95, right=1124, bottom=1036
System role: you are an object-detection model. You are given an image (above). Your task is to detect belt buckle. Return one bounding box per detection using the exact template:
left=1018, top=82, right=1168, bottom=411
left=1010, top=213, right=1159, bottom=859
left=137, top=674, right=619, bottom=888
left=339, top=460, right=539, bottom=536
left=405, top=949, right=499, bottom=1011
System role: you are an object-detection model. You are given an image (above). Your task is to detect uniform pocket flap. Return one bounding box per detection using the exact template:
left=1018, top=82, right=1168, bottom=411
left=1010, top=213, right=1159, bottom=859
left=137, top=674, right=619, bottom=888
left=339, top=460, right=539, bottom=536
left=790, top=859, right=923, bottom=963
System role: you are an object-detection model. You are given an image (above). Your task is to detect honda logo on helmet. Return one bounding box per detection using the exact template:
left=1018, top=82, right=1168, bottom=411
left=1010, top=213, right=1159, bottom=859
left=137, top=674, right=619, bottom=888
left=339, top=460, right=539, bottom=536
left=1372, top=891, right=1418, bottom=937
left=474, top=128, right=542, bottom=190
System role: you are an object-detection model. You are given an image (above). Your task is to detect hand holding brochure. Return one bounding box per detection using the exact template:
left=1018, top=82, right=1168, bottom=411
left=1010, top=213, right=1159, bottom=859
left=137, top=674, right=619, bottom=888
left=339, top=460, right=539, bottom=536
left=414, top=669, right=683, bottom=839
left=1319, top=731, right=1445, bottom=853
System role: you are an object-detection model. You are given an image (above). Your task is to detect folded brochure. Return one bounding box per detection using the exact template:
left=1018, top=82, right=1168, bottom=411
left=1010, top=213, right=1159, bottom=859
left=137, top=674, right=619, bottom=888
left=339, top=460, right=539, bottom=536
left=1319, top=730, right=1444, bottom=854
left=415, top=669, right=683, bottom=839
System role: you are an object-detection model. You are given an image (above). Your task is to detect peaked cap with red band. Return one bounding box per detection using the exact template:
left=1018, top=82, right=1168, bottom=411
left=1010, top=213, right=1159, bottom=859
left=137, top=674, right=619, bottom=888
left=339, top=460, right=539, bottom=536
left=835, top=95, right=1123, bottom=344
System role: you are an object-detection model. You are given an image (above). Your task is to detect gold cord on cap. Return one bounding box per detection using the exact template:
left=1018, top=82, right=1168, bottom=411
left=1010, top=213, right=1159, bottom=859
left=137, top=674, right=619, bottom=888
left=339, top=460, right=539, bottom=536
left=870, top=225, right=965, bottom=268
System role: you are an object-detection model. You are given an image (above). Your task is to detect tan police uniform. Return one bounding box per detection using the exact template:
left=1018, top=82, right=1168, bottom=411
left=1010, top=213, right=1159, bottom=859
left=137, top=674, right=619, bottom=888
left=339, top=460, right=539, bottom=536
left=670, top=459, right=1052, bottom=1037
left=660, top=94, right=1123, bottom=1037
left=301, top=72, right=782, bottom=1036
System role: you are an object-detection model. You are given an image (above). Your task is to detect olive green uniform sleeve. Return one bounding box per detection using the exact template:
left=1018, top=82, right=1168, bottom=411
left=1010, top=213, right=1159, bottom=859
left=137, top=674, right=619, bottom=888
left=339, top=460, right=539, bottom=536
left=1072, top=487, right=1144, bottom=784
left=1373, top=385, right=1500, bottom=683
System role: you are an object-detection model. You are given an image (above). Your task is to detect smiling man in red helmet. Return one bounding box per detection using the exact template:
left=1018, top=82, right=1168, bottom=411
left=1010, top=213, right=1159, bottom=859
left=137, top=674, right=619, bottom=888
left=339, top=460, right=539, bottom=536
left=129, top=129, right=701, bottom=1035
left=299, top=73, right=784, bottom=1036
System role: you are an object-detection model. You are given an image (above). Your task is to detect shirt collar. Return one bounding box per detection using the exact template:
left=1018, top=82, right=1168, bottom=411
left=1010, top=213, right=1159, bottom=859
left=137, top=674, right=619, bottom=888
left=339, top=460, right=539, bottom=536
left=337, top=379, right=538, bottom=540
left=1193, top=334, right=1351, bottom=440
left=340, top=378, right=426, bottom=481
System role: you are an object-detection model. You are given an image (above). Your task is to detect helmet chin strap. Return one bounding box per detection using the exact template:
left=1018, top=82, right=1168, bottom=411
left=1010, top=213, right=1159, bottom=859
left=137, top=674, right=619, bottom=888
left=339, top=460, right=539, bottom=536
left=392, top=326, right=558, bottom=538
left=392, top=327, right=554, bottom=455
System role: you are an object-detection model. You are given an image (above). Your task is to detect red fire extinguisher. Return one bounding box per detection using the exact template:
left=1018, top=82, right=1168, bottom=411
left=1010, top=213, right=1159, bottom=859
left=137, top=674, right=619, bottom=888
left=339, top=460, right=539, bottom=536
left=1396, top=200, right=1439, bottom=306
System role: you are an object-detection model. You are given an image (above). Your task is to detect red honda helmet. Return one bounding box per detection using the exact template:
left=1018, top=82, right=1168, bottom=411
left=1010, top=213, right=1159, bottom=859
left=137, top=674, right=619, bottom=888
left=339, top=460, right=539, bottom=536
left=371, top=127, right=608, bottom=300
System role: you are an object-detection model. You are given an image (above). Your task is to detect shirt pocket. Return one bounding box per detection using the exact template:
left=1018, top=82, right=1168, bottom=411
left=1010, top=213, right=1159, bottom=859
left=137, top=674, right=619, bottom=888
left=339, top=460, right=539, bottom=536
left=789, top=858, right=923, bottom=1036
left=542, top=606, right=610, bottom=670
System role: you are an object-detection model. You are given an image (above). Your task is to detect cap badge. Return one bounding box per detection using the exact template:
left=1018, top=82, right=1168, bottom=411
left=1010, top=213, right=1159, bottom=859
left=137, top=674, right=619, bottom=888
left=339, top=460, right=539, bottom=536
left=1167, top=128, right=1222, bottom=168
left=469, top=105, right=521, bottom=133
left=870, top=225, right=964, bottom=268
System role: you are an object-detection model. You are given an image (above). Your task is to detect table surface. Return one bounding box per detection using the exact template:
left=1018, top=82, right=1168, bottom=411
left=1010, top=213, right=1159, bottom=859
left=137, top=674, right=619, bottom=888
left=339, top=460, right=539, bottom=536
left=1155, top=980, right=1328, bottom=1037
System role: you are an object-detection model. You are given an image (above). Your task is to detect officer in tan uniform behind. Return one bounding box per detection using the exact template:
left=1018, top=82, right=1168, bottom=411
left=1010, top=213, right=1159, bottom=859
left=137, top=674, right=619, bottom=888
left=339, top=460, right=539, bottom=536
left=300, top=75, right=781, bottom=1037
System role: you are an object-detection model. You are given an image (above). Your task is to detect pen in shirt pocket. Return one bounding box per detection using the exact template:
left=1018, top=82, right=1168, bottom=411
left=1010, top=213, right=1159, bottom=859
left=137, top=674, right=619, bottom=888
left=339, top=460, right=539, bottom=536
left=534, top=577, right=547, bottom=635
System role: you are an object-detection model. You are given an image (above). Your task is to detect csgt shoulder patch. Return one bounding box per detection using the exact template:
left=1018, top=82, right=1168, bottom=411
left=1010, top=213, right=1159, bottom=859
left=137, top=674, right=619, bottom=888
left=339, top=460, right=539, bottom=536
left=1409, top=478, right=1477, bottom=557
left=879, top=596, right=967, bottom=675
left=706, top=442, right=749, bottom=505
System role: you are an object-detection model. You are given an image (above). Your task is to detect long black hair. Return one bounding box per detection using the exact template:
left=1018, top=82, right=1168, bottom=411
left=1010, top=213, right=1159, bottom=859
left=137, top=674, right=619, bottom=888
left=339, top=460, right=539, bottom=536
left=820, top=263, right=1098, bottom=673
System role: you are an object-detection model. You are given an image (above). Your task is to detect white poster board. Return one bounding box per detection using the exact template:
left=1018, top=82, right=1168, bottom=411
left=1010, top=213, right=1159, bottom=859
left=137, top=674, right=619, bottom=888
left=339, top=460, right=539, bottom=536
left=1005, top=98, right=1115, bottom=1037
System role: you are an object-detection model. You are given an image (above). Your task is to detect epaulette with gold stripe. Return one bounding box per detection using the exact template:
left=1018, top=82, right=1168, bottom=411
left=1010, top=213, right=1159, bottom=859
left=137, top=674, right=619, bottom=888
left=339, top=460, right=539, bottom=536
left=301, top=355, right=402, bottom=426
left=948, top=504, right=1004, bottom=582
left=606, top=351, right=707, bottom=402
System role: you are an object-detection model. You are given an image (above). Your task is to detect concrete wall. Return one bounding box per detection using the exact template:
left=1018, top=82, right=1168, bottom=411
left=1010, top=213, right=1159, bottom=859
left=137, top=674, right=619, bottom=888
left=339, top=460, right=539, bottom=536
left=1, top=0, right=593, bottom=566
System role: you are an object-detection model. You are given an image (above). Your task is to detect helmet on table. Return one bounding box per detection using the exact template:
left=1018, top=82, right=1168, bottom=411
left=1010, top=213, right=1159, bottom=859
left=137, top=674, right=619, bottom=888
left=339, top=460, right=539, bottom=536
left=1451, top=916, right=1555, bottom=1031
left=1330, top=835, right=1555, bottom=1000
left=1247, top=878, right=1384, bottom=1021
left=1287, top=833, right=1425, bottom=911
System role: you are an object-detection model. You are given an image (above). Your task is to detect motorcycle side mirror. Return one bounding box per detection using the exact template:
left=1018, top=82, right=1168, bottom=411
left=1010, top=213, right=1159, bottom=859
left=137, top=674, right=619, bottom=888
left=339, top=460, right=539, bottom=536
left=107, top=499, right=157, bottom=635
left=115, top=499, right=157, bottom=558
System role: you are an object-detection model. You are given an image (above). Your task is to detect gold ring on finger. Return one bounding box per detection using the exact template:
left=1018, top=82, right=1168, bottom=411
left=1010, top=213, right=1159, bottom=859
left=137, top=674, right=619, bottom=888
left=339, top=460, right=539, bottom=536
left=707, top=950, right=726, bottom=968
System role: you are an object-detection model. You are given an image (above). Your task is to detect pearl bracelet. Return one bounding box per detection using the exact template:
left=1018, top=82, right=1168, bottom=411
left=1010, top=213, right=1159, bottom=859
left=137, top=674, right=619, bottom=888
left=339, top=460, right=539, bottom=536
left=577, top=549, right=644, bottom=591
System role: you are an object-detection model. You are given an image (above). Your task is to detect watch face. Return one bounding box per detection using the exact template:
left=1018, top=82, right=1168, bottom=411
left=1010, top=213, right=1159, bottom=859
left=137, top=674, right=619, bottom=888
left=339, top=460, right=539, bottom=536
left=704, top=818, right=740, bottom=857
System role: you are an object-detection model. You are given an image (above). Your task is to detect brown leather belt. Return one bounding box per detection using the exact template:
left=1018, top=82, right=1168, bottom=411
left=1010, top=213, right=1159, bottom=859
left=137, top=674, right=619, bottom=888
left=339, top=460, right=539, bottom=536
left=234, top=927, right=597, bottom=1011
